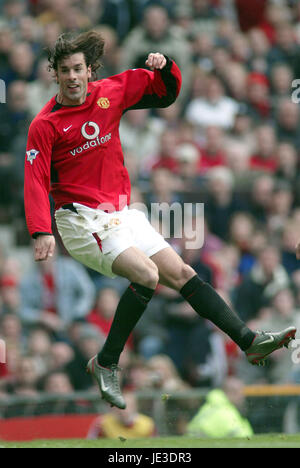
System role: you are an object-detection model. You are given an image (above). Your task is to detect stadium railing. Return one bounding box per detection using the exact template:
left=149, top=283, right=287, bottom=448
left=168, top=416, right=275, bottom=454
left=0, top=385, right=299, bottom=439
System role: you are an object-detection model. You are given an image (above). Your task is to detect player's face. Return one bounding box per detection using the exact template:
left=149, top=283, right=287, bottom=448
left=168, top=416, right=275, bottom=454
left=56, top=53, right=92, bottom=105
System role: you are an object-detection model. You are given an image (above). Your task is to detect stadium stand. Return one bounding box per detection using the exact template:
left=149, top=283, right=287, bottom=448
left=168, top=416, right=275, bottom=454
left=1, top=0, right=300, bottom=438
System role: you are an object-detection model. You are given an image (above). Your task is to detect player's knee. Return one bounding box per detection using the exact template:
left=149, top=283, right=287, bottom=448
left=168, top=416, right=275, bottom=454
left=172, top=263, right=196, bottom=291
left=181, top=263, right=196, bottom=283
left=140, top=262, right=159, bottom=289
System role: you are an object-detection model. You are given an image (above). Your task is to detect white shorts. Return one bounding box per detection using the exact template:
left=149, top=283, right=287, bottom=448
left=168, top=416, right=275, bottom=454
left=55, top=203, right=170, bottom=278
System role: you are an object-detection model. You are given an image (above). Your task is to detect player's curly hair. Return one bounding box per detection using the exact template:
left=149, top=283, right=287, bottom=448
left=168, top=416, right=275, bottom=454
left=47, top=30, right=105, bottom=74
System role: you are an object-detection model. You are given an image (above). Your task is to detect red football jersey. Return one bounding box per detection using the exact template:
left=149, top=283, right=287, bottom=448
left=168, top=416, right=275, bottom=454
left=24, top=58, right=182, bottom=237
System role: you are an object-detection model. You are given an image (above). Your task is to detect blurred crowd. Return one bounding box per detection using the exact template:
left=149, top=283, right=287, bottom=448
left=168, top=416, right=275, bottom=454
left=1, top=0, right=300, bottom=426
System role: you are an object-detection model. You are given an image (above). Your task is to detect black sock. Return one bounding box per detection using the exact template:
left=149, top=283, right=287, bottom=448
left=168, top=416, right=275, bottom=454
left=180, top=275, right=255, bottom=351
left=97, top=282, right=155, bottom=367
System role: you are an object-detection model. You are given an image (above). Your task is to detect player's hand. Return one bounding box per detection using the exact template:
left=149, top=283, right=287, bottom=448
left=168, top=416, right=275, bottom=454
left=145, top=53, right=167, bottom=70
left=296, top=242, right=300, bottom=260
left=34, top=235, right=55, bottom=262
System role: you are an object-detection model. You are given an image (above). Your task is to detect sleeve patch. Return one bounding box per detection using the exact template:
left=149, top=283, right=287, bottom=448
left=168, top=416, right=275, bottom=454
left=26, top=149, right=40, bottom=165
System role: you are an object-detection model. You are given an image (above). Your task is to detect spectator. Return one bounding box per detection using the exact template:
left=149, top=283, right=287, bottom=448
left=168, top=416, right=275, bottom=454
left=229, top=212, right=256, bottom=263
left=0, top=80, right=31, bottom=215
left=65, top=323, right=105, bottom=391
left=155, top=101, right=183, bottom=132
left=148, top=167, right=180, bottom=207
left=185, top=74, right=239, bottom=131
left=191, top=32, right=214, bottom=71
left=17, top=15, right=41, bottom=55
left=147, top=354, right=190, bottom=391
left=247, top=28, right=271, bottom=75
left=275, top=142, right=298, bottom=188
left=226, top=104, right=256, bottom=153
left=248, top=174, right=275, bottom=225
left=267, top=181, right=294, bottom=239
left=198, top=126, right=226, bottom=174
left=97, top=0, right=148, bottom=41
left=27, top=327, right=52, bottom=377
left=123, top=355, right=154, bottom=391
left=119, top=108, right=164, bottom=170
left=174, top=142, right=202, bottom=194
left=221, top=61, right=248, bottom=102
left=0, top=26, right=15, bottom=77
left=49, top=341, right=74, bottom=372
left=87, top=390, right=156, bottom=439
left=186, top=377, right=253, bottom=438
left=146, top=167, right=182, bottom=238
left=39, top=21, right=63, bottom=54
left=234, top=245, right=290, bottom=323
left=246, top=71, right=271, bottom=121
left=19, top=253, right=95, bottom=332
left=211, top=45, right=232, bottom=78
left=270, top=63, right=294, bottom=104
left=4, top=355, right=39, bottom=396
left=1, top=0, right=27, bottom=29
left=259, top=2, right=291, bottom=45
left=43, top=371, right=74, bottom=394
left=59, top=5, right=91, bottom=33
left=267, top=22, right=298, bottom=70
left=5, top=42, right=36, bottom=85
left=274, top=98, right=300, bottom=148
left=224, top=140, right=252, bottom=191
left=209, top=245, right=241, bottom=292
left=121, top=5, right=192, bottom=101
left=0, top=80, right=31, bottom=154
left=250, top=125, right=278, bottom=173
left=93, top=25, right=121, bottom=79
left=0, top=313, right=23, bottom=351
left=281, top=220, right=300, bottom=275
left=27, top=57, right=58, bottom=118
left=150, top=129, right=180, bottom=174
left=204, top=166, right=248, bottom=241
left=230, top=32, right=251, bottom=64
left=183, top=319, right=228, bottom=388
left=36, top=0, right=75, bottom=27
left=41, top=372, right=81, bottom=414
left=0, top=274, right=20, bottom=315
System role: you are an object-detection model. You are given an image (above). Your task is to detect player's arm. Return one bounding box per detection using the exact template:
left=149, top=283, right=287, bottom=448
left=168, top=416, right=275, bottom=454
left=24, top=118, right=56, bottom=262
left=120, top=53, right=182, bottom=112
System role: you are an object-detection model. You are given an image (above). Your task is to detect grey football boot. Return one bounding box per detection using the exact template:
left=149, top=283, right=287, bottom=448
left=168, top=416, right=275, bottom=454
left=245, top=326, right=296, bottom=366
left=86, top=355, right=126, bottom=409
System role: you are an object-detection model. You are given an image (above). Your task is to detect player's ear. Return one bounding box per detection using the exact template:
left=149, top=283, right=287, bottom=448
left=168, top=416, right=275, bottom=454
left=87, top=65, right=92, bottom=79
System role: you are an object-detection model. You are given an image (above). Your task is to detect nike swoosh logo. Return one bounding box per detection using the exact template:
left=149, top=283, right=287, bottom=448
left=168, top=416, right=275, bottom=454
left=260, top=335, right=275, bottom=345
left=63, top=125, right=72, bottom=132
left=99, top=372, right=109, bottom=392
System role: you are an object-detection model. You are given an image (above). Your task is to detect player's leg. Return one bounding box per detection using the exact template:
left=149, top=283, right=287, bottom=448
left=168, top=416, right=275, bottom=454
left=97, top=246, right=159, bottom=368
left=151, top=246, right=256, bottom=351
left=151, top=247, right=296, bottom=364
left=152, top=248, right=296, bottom=365
left=87, top=246, right=161, bottom=409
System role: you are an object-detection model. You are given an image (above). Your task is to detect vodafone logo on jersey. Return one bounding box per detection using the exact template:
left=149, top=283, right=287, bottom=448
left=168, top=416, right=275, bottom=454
left=81, top=121, right=100, bottom=140
left=70, top=121, right=111, bottom=156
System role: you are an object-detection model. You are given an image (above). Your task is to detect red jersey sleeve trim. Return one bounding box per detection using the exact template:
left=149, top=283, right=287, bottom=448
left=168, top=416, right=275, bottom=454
left=122, top=56, right=182, bottom=112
